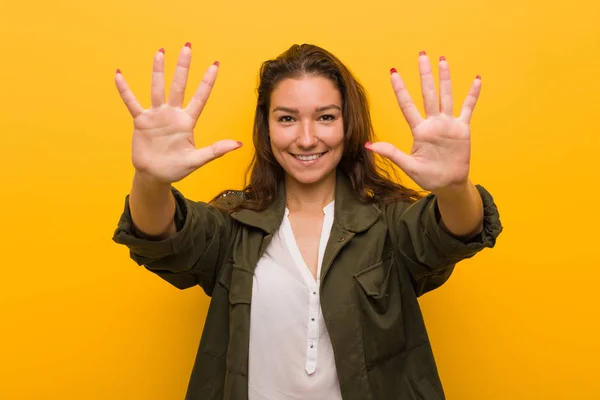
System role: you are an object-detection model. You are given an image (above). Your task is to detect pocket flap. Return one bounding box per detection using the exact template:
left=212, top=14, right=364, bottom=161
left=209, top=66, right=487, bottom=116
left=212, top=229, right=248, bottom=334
left=354, top=256, right=392, bottom=299
left=416, top=377, right=443, bottom=400
left=228, top=265, right=253, bottom=305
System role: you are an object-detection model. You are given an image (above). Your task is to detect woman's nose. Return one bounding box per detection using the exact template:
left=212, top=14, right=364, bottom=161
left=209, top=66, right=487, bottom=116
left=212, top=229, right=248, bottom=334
left=296, top=122, right=318, bottom=148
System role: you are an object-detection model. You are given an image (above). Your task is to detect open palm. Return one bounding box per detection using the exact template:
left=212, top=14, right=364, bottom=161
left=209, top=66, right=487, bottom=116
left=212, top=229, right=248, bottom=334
left=366, top=52, right=481, bottom=193
left=115, top=44, right=241, bottom=185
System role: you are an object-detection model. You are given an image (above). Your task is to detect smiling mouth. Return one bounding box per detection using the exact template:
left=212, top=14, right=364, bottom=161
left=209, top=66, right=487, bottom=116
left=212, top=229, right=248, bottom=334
left=291, top=152, right=327, bottom=161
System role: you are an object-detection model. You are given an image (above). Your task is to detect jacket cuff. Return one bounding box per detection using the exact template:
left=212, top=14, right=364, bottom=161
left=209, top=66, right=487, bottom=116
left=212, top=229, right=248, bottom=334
left=111, top=187, right=194, bottom=261
left=424, top=184, right=502, bottom=260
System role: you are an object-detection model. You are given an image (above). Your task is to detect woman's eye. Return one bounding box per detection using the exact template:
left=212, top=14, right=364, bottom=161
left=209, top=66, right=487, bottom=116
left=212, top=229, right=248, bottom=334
left=319, top=114, right=335, bottom=121
left=278, top=115, right=336, bottom=123
left=278, top=116, right=295, bottom=123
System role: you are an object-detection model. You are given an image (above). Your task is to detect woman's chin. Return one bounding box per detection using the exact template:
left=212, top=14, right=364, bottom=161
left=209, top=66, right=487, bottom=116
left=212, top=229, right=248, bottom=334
left=285, top=169, right=335, bottom=186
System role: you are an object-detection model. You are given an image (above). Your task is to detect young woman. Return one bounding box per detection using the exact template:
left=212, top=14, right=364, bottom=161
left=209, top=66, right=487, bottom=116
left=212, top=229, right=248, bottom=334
left=113, top=43, right=502, bottom=400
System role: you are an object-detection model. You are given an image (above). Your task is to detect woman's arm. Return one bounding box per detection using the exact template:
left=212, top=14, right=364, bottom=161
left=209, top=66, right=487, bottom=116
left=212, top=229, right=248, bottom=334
left=434, top=180, right=484, bottom=239
left=129, top=171, right=177, bottom=239
left=113, top=185, right=238, bottom=294
left=386, top=184, right=501, bottom=297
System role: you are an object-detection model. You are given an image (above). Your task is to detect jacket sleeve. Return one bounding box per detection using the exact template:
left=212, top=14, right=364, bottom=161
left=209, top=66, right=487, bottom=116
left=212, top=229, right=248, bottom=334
left=111, top=187, right=237, bottom=296
left=386, top=184, right=503, bottom=297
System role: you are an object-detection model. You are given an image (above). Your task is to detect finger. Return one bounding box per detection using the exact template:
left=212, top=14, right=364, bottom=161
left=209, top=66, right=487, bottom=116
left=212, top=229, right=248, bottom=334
left=418, top=52, right=439, bottom=117
left=186, top=139, right=243, bottom=170
left=168, top=43, right=192, bottom=108
left=439, top=56, right=453, bottom=116
left=115, top=70, right=144, bottom=118
left=365, top=142, right=417, bottom=174
left=151, top=48, right=166, bottom=108
left=390, top=68, right=423, bottom=130
left=186, top=62, right=219, bottom=122
left=459, top=76, right=482, bottom=123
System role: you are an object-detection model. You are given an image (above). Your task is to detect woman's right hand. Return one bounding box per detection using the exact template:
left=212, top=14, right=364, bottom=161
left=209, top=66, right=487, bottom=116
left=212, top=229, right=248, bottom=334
left=115, top=43, right=242, bottom=185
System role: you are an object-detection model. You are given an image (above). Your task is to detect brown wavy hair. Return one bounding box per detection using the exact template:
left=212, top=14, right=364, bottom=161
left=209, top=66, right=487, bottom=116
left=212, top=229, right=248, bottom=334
left=212, top=43, right=423, bottom=211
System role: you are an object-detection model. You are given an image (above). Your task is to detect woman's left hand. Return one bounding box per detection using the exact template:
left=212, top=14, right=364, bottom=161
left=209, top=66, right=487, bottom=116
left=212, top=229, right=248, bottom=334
left=365, top=52, right=481, bottom=194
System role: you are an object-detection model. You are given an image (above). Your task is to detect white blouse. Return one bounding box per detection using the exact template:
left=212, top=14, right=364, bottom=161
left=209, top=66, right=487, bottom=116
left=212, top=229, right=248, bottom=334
left=248, top=200, right=343, bottom=400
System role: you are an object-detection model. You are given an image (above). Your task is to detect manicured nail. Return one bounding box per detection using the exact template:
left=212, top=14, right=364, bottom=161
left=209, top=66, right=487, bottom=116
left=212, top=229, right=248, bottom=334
left=419, top=51, right=426, bottom=56
left=439, top=56, right=446, bottom=61
left=476, top=75, right=482, bottom=80
left=158, top=48, right=165, bottom=54
left=237, top=141, right=243, bottom=147
left=390, top=67, right=397, bottom=75
left=185, top=42, right=192, bottom=48
left=364, top=142, right=372, bottom=148
left=116, top=69, right=121, bottom=74
left=214, top=61, right=220, bottom=67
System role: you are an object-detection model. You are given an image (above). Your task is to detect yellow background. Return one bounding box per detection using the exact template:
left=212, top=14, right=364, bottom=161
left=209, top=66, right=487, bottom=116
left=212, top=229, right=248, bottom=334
left=1, top=0, right=599, bottom=398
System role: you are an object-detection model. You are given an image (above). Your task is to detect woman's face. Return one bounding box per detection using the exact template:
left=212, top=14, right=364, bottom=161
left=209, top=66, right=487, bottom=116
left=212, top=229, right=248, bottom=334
left=268, top=75, right=344, bottom=186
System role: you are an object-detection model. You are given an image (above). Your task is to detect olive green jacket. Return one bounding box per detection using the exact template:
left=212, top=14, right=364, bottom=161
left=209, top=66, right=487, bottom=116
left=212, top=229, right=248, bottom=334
left=112, top=172, right=502, bottom=400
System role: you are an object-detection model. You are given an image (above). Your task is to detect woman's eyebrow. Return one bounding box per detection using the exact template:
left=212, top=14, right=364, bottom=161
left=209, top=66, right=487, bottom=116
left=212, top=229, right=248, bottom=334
left=271, top=104, right=342, bottom=113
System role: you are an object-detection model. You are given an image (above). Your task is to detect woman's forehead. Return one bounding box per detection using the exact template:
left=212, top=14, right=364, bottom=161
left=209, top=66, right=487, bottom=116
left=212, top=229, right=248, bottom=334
left=271, top=76, right=341, bottom=111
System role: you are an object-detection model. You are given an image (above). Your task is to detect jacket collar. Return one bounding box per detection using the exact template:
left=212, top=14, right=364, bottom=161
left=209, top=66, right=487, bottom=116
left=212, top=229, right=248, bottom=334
left=231, top=170, right=381, bottom=234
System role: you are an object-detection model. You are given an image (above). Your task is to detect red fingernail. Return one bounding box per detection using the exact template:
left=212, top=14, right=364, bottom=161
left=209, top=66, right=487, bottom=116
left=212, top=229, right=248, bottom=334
left=158, top=48, right=165, bottom=54
left=390, top=67, right=397, bottom=74
left=476, top=75, right=482, bottom=80
left=419, top=51, right=426, bottom=56
left=365, top=142, right=372, bottom=148
left=214, top=61, right=220, bottom=67
left=237, top=141, right=243, bottom=147
left=116, top=69, right=121, bottom=74
left=185, top=42, right=192, bottom=48
left=439, top=56, right=446, bottom=61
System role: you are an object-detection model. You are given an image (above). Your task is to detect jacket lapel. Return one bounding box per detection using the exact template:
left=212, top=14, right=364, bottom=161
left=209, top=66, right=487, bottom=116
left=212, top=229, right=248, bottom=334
left=320, top=171, right=381, bottom=281
left=230, top=181, right=286, bottom=235
left=230, top=170, right=381, bottom=279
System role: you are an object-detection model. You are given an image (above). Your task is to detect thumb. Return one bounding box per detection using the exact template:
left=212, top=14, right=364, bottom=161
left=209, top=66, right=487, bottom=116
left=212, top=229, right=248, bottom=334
left=186, top=140, right=243, bottom=170
left=365, top=141, right=416, bottom=174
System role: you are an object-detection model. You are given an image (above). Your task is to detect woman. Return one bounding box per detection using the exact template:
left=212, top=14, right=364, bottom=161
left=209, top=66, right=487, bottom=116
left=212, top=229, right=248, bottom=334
left=113, top=43, right=502, bottom=400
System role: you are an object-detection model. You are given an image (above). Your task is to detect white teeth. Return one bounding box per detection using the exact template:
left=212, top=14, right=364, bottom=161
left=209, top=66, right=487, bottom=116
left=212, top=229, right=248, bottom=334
left=295, top=153, right=322, bottom=161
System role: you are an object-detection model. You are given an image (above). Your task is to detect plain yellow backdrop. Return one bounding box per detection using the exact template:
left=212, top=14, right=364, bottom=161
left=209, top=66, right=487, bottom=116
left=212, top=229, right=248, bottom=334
left=1, top=0, right=599, bottom=398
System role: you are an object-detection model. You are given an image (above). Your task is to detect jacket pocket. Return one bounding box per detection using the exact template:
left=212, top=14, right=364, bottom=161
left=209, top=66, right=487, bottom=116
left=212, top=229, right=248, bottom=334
left=354, top=256, right=392, bottom=313
left=228, top=265, right=253, bottom=305
left=221, top=263, right=253, bottom=376
left=353, top=252, right=406, bottom=369
left=415, top=377, right=443, bottom=400
left=218, top=262, right=253, bottom=304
